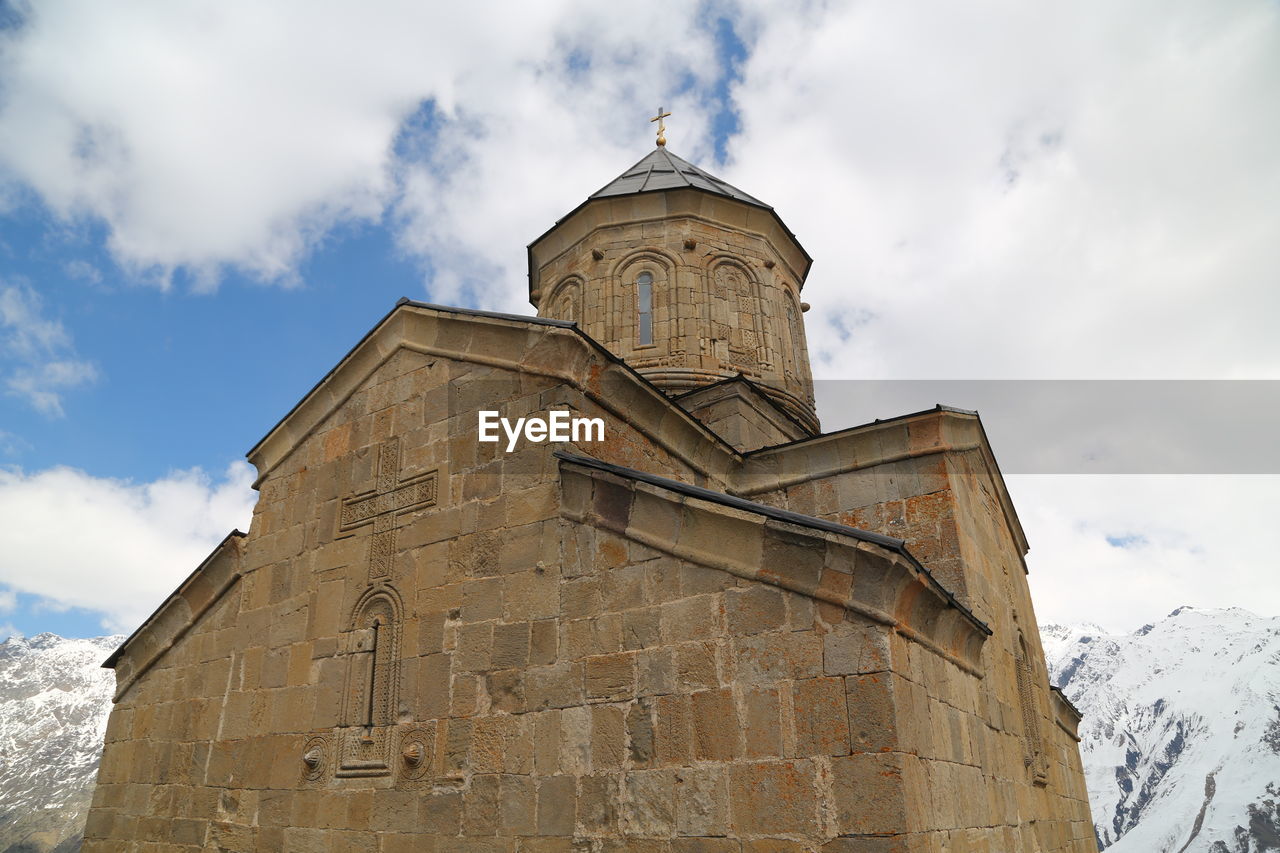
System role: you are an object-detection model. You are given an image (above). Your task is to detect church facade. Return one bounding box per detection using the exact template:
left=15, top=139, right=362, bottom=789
left=84, top=144, right=1097, bottom=852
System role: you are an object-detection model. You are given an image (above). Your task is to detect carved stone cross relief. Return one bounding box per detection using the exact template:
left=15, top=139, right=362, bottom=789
left=337, top=436, right=437, bottom=580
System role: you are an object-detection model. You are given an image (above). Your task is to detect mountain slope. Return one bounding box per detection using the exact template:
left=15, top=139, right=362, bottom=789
left=1043, top=607, right=1280, bottom=853
left=2, top=612, right=1277, bottom=853
left=0, top=634, right=121, bottom=853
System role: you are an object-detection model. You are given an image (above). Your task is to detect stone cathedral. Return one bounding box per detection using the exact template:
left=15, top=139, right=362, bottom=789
left=85, top=137, right=1098, bottom=852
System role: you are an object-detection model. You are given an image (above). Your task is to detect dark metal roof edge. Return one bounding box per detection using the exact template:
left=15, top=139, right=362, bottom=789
left=587, top=147, right=771, bottom=208
left=526, top=188, right=813, bottom=298
left=247, top=300, right=578, bottom=460
left=398, top=298, right=578, bottom=329
left=1050, top=685, right=1084, bottom=720
left=526, top=148, right=815, bottom=301
left=247, top=298, right=744, bottom=465
left=745, top=403, right=980, bottom=457
left=555, top=451, right=991, bottom=637
left=102, top=530, right=247, bottom=669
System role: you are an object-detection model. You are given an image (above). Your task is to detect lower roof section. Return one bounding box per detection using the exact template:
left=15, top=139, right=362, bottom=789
left=556, top=451, right=992, bottom=673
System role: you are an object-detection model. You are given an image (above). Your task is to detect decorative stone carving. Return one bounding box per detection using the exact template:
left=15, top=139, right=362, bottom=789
left=546, top=277, right=583, bottom=324
left=337, top=586, right=403, bottom=778
left=337, top=437, right=437, bottom=581
left=398, top=728, right=433, bottom=783
left=301, top=735, right=328, bottom=783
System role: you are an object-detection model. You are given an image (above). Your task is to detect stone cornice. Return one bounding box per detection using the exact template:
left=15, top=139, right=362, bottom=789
left=1051, top=685, right=1085, bottom=740
left=739, top=407, right=1030, bottom=561
left=559, top=458, right=990, bottom=675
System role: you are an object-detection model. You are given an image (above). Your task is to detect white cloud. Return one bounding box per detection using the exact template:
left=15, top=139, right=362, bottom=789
left=63, top=259, right=102, bottom=285
left=1013, top=474, right=1280, bottom=632
left=727, top=0, right=1280, bottom=380
left=0, top=1, right=1277, bottom=635
left=0, top=282, right=71, bottom=356
left=0, top=461, right=256, bottom=632
left=0, top=283, right=98, bottom=415
left=1, top=0, right=1275, bottom=372
left=0, top=1, right=732, bottom=292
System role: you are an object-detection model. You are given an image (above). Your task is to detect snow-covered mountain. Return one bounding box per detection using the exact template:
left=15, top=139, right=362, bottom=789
left=0, top=633, right=121, bottom=853
left=1043, top=607, right=1280, bottom=853
left=1, top=611, right=1277, bottom=853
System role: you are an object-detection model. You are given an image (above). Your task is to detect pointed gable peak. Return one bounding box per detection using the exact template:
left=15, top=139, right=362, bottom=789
left=590, top=147, right=769, bottom=208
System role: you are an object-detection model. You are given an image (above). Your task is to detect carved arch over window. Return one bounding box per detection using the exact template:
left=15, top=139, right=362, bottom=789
left=612, top=250, right=676, bottom=351
left=342, top=585, right=403, bottom=731
left=1016, top=630, right=1049, bottom=784
left=545, top=276, right=584, bottom=324
left=709, top=258, right=766, bottom=372
left=780, top=286, right=807, bottom=380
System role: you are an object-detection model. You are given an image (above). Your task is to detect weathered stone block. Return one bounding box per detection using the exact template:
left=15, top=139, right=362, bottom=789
left=728, top=760, right=817, bottom=836
left=586, top=652, right=636, bottom=701
left=499, top=775, right=537, bottom=835
left=462, top=773, right=501, bottom=835
left=691, top=688, right=739, bottom=761
left=654, top=693, right=693, bottom=766
left=626, top=698, right=656, bottom=766
left=525, top=661, right=585, bottom=711
left=831, top=753, right=909, bottom=835
left=791, top=676, right=851, bottom=757
left=491, top=621, right=531, bottom=670
left=536, top=775, right=576, bottom=836
left=591, top=705, right=627, bottom=770
left=661, top=594, right=725, bottom=643
left=726, top=584, right=787, bottom=635
left=847, top=673, right=898, bottom=753
left=675, top=766, right=729, bottom=837
left=675, top=641, right=719, bottom=691
left=622, top=769, right=677, bottom=836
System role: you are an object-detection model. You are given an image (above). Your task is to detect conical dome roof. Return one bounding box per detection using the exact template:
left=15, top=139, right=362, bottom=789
left=589, top=147, right=769, bottom=208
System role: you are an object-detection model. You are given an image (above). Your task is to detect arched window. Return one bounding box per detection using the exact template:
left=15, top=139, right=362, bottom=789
left=343, top=591, right=400, bottom=731
left=783, top=300, right=799, bottom=377
left=712, top=261, right=764, bottom=370
left=335, top=587, right=403, bottom=778
left=548, top=278, right=582, bottom=324
left=636, top=271, right=654, bottom=345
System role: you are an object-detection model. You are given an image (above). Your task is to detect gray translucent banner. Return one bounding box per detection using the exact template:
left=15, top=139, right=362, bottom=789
left=814, top=380, right=1280, bottom=474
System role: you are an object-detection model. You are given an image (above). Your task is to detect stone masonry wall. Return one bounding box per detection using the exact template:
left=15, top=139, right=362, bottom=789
left=532, top=194, right=818, bottom=433
left=743, top=412, right=1097, bottom=852
left=86, top=322, right=1094, bottom=852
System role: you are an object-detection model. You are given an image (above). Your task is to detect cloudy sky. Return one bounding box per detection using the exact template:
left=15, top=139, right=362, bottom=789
left=0, top=0, right=1276, bottom=640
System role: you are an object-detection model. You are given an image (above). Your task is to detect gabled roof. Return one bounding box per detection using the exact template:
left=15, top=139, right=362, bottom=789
left=589, top=147, right=768, bottom=208
left=103, top=530, right=246, bottom=698
left=244, top=299, right=745, bottom=488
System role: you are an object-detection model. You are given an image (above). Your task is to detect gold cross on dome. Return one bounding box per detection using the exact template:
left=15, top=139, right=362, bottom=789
left=650, top=106, right=672, bottom=147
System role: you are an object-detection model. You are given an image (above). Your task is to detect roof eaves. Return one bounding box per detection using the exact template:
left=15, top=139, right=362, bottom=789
left=248, top=298, right=745, bottom=470
left=555, top=451, right=991, bottom=637
left=745, top=404, right=980, bottom=457
left=103, top=529, right=247, bottom=669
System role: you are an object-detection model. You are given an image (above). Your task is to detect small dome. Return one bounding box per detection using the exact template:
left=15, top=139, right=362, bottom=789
left=590, top=147, right=769, bottom=208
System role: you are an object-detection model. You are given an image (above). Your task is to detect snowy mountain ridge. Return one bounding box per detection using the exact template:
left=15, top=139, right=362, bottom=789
left=0, top=632, right=121, bottom=853
left=1043, top=606, right=1280, bottom=853
left=1, top=608, right=1277, bottom=852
